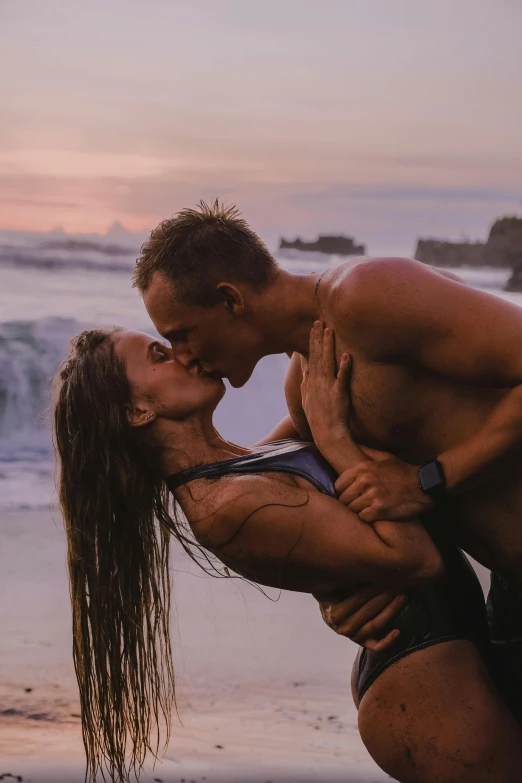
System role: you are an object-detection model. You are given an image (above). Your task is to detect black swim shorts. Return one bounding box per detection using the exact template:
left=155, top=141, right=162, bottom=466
left=353, top=510, right=490, bottom=702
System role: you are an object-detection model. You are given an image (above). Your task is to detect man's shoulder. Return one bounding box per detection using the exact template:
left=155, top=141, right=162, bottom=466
left=328, top=255, right=420, bottom=294
left=324, top=256, right=421, bottom=320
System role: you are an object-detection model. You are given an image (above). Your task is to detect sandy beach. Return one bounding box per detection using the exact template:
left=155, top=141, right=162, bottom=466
left=0, top=507, right=394, bottom=782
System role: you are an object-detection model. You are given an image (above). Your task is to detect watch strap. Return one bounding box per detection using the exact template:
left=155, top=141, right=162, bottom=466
left=417, top=458, right=446, bottom=502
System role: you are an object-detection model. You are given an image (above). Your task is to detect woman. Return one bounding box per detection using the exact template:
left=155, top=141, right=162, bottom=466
left=54, top=324, right=522, bottom=783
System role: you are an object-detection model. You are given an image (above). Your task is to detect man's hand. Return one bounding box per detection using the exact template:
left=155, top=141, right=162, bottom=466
left=317, top=585, right=407, bottom=652
left=335, top=447, right=433, bottom=523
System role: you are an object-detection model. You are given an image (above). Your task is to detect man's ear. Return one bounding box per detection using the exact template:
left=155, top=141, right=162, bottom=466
left=126, top=404, right=156, bottom=428
left=216, top=283, right=245, bottom=315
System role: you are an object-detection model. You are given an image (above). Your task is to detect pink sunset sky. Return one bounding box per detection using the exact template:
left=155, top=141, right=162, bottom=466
left=1, top=0, right=521, bottom=252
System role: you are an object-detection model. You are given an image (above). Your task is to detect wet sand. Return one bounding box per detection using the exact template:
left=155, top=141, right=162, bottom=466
left=0, top=508, right=392, bottom=782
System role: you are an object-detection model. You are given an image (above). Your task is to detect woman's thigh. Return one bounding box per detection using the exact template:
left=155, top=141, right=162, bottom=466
left=356, top=640, right=522, bottom=783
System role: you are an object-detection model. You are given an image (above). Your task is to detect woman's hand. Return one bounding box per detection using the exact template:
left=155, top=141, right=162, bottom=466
left=301, top=321, right=351, bottom=445
left=301, top=322, right=359, bottom=471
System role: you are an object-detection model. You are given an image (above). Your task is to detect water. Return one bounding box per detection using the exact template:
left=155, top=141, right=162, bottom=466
left=0, top=229, right=517, bottom=510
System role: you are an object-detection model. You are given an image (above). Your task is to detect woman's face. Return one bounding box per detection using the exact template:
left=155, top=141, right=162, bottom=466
left=114, top=330, right=225, bottom=421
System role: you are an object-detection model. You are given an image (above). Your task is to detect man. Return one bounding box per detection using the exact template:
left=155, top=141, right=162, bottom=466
left=134, top=200, right=522, bottom=720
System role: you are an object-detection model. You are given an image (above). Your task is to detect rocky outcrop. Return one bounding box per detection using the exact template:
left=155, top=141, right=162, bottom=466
left=505, top=261, right=522, bottom=291
left=415, top=216, right=522, bottom=272
left=279, top=234, right=365, bottom=256
left=415, top=239, right=490, bottom=267
left=496, top=217, right=522, bottom=290
left=487, top=217, right=522, bottom=266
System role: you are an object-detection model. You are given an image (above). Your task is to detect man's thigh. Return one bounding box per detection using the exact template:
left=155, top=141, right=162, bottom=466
left=487, top=571, right=522, bottom=723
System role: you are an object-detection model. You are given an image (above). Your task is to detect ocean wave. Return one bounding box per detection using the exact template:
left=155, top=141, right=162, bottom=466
left=0, top=317, right=83, bottom=462
left=38, top=238, right=133, bottom=256
left=0, top=314, right=81, bottom=509
left=0, top=232, right=343, bottom=277
left=0, top=253, right=513, bottom=469
left=0, top=245, right=336, bottom=275
left=0, top=246, right=136, bottom=274
left=0, top=233, right=513, bottom=286
left=0, top=314, right=292, bottom=509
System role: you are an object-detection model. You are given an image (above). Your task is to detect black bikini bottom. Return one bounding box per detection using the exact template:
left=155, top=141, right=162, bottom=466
left=352, top=508, right=489, bottom=703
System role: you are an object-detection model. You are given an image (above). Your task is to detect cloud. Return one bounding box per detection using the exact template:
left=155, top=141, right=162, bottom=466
left=291, top=183, right=522, bottom=206
left=0, top=197, right=79, bottom=208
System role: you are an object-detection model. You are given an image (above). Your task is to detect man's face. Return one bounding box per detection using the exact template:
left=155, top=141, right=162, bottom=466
left=143, top=272, right=262, bottom=388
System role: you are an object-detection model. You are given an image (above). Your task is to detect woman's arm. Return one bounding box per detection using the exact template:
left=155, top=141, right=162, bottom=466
left=193, top=474, right=443, bottom=598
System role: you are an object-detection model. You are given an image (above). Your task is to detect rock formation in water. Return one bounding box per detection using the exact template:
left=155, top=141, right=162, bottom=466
left=504, top=258, right=522, bottom=291
left=488, top=217, right=522, bottom=263
left=415, top=217, right=522, bottom=280
left=415, top=239, right=490, bottom=267
left=279, top=234, right=366, bottom=256
left=494, top=217, right=522, bottom=291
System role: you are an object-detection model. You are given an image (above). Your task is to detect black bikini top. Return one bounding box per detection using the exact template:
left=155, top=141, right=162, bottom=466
left=166, top=439, right=337, bottom=497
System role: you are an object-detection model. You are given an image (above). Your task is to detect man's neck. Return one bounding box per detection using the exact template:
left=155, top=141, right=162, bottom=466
left=250, top=269, right=322, bottom=356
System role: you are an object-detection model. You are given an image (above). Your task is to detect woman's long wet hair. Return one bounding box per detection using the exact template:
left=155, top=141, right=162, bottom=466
left=53, top=328, right=221, bottom=781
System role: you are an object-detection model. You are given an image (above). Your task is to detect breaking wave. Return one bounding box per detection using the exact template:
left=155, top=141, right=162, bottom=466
left=0, top=317, right=81, bottom=462
left=0, top=238, right=138, bottom=274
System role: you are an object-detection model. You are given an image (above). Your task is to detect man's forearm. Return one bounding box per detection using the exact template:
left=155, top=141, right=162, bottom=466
left=438, top=384, right=522, bottom=492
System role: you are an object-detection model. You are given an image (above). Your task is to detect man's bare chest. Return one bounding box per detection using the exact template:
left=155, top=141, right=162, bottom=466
left=347, top=356, right=433, bottom=455
left=344, top=344, right=503, bottom=471
left=343, top=347, right=504, bottom=467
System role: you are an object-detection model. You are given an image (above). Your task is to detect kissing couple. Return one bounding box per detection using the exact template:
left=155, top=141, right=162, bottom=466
left=55, top=201, right=522, bottom=782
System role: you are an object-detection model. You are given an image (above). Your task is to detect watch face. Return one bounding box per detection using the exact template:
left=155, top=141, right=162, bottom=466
left=420, top=461, right=444, bottom=492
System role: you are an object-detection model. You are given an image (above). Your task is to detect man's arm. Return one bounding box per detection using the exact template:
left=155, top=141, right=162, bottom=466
left=332, top=258, right=522, bottom=517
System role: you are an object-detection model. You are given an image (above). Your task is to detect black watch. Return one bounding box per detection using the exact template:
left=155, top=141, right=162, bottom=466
left=417, top=459, right=446, bottom=503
